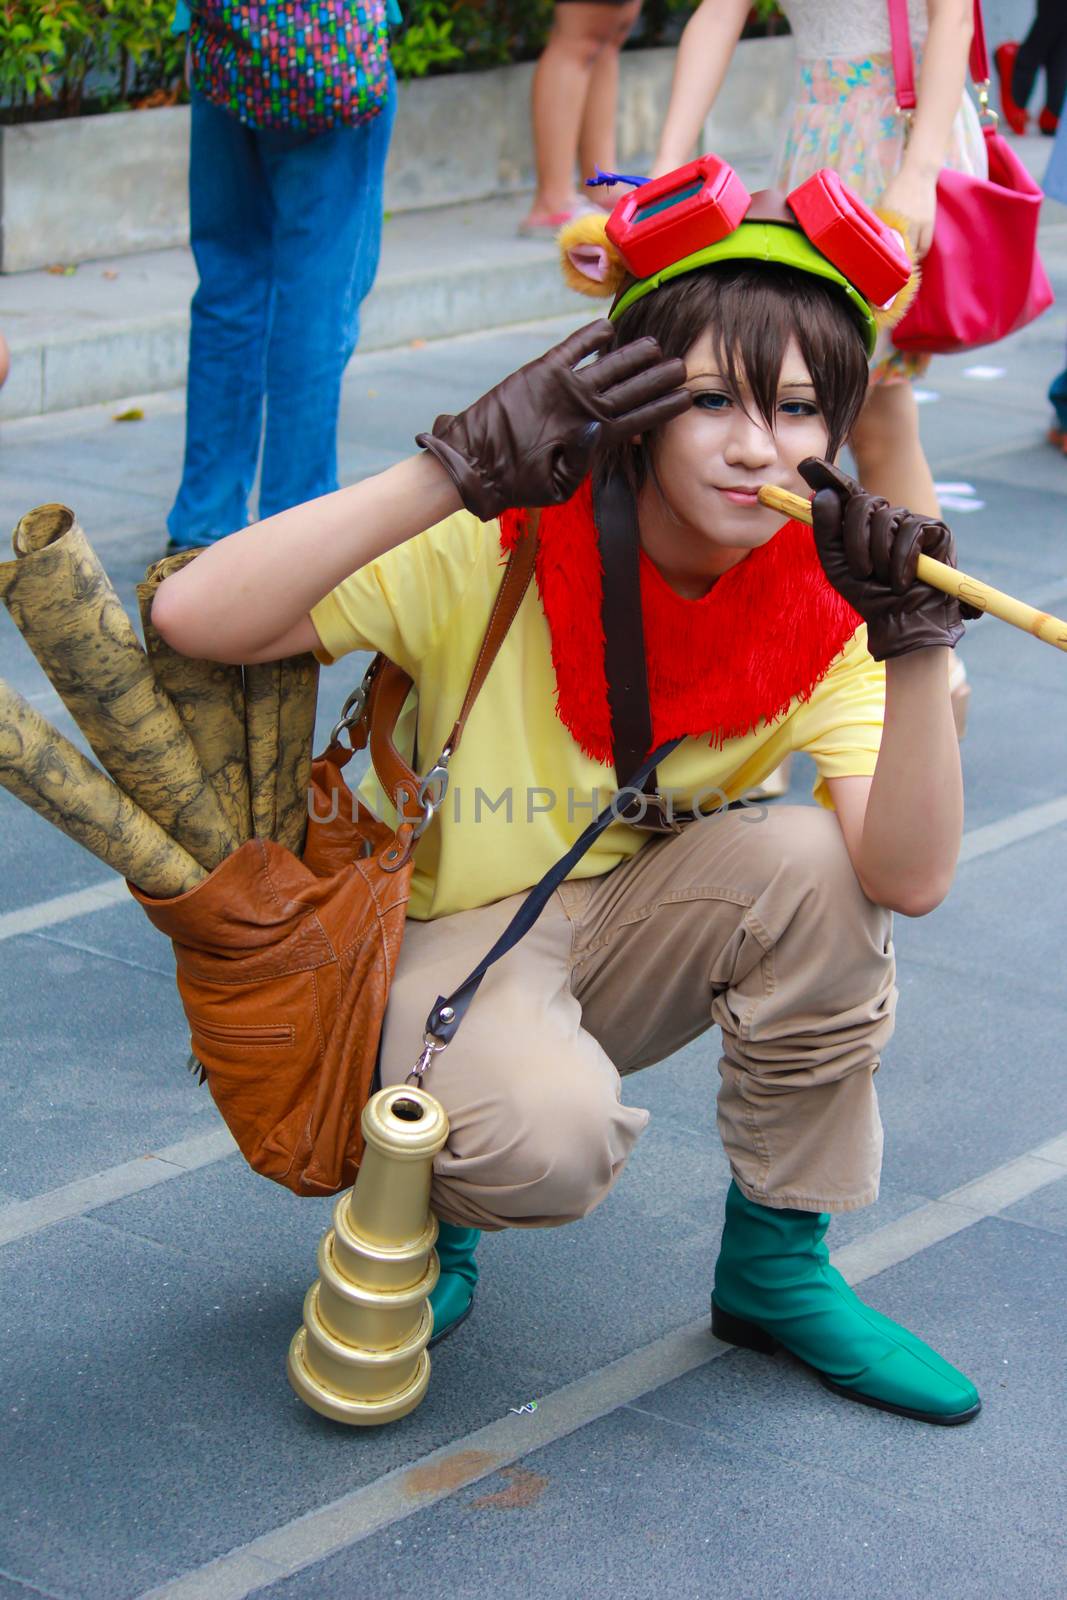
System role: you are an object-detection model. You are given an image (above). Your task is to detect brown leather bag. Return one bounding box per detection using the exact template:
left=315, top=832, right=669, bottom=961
left=130, top=529, right=536, bottom=1197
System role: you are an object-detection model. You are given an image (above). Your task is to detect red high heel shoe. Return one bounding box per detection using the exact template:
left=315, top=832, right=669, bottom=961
left=994, top=42, right=1028, bottom=134
left=1039, top=107, right=1060, bottom=137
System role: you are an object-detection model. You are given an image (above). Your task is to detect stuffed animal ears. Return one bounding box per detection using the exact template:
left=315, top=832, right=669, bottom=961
left=871, top=207, right=921, bottom=331
left=559, top=214, right=629, bottom=299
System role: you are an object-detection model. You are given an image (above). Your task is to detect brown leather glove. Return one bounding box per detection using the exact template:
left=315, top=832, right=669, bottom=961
left=799, top=458, right=980, bottom=662
left=415, top=320, right=691, bottom=520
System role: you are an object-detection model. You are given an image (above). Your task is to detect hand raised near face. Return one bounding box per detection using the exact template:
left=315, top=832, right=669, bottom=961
left=416, top=319, right=692, bottom=521
left=799, top=458, right=980, bottom=662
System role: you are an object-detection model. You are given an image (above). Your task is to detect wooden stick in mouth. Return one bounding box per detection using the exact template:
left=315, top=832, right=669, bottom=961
left=757, top=484, right=1067, bottom=655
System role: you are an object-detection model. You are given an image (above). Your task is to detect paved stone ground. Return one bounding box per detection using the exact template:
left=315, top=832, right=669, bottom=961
left=1, top=197, right=1067, bottom=1599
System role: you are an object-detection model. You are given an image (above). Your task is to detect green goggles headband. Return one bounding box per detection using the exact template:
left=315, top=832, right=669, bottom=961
left=561, top=158, right=918, bottom=360
left=610, top=220, right=880, bottom=357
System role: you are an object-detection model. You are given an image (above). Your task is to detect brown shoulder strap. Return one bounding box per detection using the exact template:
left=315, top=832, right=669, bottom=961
left=442, top=510, right=540, bottom=757
left=369, top=514, right=539, bottom=821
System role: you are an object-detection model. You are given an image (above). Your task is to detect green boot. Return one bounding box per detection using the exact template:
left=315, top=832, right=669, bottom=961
left=711, top=1182, right=980, bottom=1425
left=428, top=1221, right=479, bottom=1347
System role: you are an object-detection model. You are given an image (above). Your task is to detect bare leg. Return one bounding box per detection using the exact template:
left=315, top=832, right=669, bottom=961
left=848, top=378, right=940, bottom=515
left=578, top=0, right=642, bottom=209
left=524, top=3, right=631, bottom=225
left=850, top=379, right=969, bottom=737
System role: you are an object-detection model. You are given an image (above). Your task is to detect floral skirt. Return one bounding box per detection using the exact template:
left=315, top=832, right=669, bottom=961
left=776, top=52, right=988, bottom=385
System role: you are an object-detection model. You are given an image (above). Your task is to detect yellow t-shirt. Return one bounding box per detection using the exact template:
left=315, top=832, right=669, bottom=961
left=311, top=510, right=885, bottom=921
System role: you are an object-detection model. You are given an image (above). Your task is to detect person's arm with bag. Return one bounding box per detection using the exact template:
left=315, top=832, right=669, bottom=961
left=882, top=0, right=975, bottom=258
left=151, top=321, right=690, bottom=664
left=652, top=0, right=751, bottom=177
left=801, top=459, right=978, bottom=917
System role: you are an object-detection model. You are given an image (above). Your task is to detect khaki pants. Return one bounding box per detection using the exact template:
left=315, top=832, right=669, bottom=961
left=379, top=805, right=896, bottom=1229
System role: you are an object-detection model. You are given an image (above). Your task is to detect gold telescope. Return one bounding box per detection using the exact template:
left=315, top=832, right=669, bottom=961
left=287, top=1087, right=449, bottom=1426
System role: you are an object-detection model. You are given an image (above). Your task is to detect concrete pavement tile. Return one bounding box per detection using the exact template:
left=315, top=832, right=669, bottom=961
left=0, top=415, right=183, bottom=501
left=922, top=401, right=1053, bottom=485
left=0, top=796, right=116, bottom=913
left=27, top=899, right=179, bottom=980
left=7, top=1212, right=1055, bottom=1600
left=998, top=1172, right=1067, bottom=1238
left=0, top=1578, right=69, bottom=1600
left=0, top=471, right=164, bottom=547
left=0, top=1169, right=766, bottom=1600
left=89, top=1158, right=336, bottom=1280
left=877, top=960, right=1067, bottom=1199
left=954, top=670, right=1065, bottom=809
left=636, top=1218, right=1067, bottom=1553
left=252, top=1399, right=1062, bottom=1600
left=935, top=342, right=1067, bottom=393
left=930, top=357, right=1063, bottom=412
left=336, top=318, right=586, bottom=453
left=0, top=1217, right=377, bottom=1598
left=0, top=346, right=44, bottom=417
left=894, top=827, right=1067, bottom=1007
left=0, top=933, right=208, bottom=1198
left=953, top=675, right=1067, bottom=831
left=946, top=438, right=1067, bottom=497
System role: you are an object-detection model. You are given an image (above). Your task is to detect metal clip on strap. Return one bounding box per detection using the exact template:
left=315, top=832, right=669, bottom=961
left=411, top=745, right=452, bottom=840
left=328, top=658, right=379, bottom=749
left=405, top=1030, right=448, bottom=1086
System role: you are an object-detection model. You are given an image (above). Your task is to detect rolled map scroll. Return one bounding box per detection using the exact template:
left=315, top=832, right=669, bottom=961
left=243, top=654, right=320, bottom=851
left=244, top=660, right=284, bottom=840
left=144, top=548, right=202, bottom=587
left=145, top=547, right=318, bottom=851
left=0, top=678, right=205, bottom=897
left=274, top=653, right=320, bottom=855
left=137, top=576, right=253, bottom=846
left=0, top=506, right=237, bottom=871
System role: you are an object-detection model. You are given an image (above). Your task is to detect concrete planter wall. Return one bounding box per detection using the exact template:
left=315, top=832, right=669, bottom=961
left=0, top=38, right=795, bottom=274
left=0, top=105, right=191, bottom=275
left=382, top=36, right=794, bottom=212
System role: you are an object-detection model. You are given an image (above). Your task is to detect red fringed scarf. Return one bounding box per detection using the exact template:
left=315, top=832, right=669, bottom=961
left=499, top=478, right=862, bottom=765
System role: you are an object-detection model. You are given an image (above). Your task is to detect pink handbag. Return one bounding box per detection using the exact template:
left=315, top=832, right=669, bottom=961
left=887, top=0, right=1053, bottom=354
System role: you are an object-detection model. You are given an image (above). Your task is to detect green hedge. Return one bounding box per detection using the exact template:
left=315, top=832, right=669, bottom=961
left=0, top=1, right=186, bottom=119
left=0, top=0, right=785, bottom=122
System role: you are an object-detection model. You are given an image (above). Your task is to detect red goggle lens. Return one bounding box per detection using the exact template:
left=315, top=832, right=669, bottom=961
left=786, top=169, right=912, bottom=308
left=606, top=154, right=751, bottom=279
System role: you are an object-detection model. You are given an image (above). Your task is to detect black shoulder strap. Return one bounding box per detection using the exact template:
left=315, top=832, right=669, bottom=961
left=594, top=471, right=657, bottom=795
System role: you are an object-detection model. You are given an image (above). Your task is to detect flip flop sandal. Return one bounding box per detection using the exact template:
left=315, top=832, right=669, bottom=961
left=517, top=204, right=597, bottom=238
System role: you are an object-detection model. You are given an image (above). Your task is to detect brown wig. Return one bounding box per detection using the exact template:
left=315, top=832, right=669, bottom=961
left=602, top=262, right=869, bottom=488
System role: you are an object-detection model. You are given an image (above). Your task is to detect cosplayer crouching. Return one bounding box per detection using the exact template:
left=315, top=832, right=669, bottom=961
left=152, top=156, right=980, bottom=1425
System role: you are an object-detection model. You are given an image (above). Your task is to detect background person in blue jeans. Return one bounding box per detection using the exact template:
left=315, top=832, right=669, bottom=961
left=167, top=3, right=397, bottom=553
